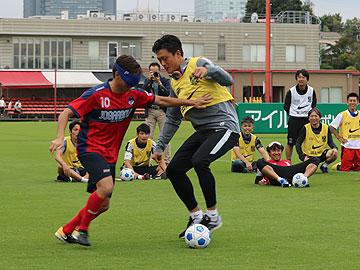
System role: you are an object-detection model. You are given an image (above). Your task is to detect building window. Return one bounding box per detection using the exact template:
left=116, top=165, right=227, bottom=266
left=218, top=44, right=226, bottom=61
left=183, top=43, right=204, bottom=58
left=121, top=42, right=141, bottom=60
left=108, top=42, right=118, bottom=69
left=243, top=45, right=274, bottom=62
left=321, top=87, right=342, bottom=103
left=89, top=41, right=100, bottom=60
left=13, top=38, right=71, bottom=69
left=286, top=45, right=305, bottom=62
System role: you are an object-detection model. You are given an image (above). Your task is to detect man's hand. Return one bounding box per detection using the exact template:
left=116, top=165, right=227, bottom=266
left=50, top=138, right=64, bottom=154
left=191, top=93, right=213, bottom=109
left=245, top=161, right=253, bottom=171
left=258, top=179, right=267, bottom=186
left=338, top=137, right=347, bottom=145
left=152, top=152, right=163, bottom=163
left=192, top=67, right=208, bottom=78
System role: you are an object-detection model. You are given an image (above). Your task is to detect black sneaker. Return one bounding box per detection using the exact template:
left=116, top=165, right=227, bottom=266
left=178, top=217, right=195, bottom=239
left=77, top=230, right=91, bottom=246
left=55, top=175, right=70, bottom=182
left=143, top=173, right=151, bottom=180
left=200, top=214, right=223, bottom=232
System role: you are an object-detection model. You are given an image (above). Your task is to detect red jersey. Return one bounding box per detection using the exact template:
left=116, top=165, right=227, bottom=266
left=68, top=81, right=155, bottom=164
left=264, top=159, right=291, bottom=183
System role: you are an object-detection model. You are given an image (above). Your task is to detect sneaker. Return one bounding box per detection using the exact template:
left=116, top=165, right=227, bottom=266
left=154, top=173, right=167, bottom=180
left=320, top=164, right=328, bottom=173
left=54, top=175, right=70, bottom=182
left=55, top=227, right=78, bottom=244
left=77, top=230, right=91, bottom=246
left=331, top=162, right=341, bottom=171
left=200, top=214, right=223, bottom=232
left=72, top=227, right=80, bottom=239
left=279, top=178, right=290, bottom=188
left=178, top=217, right=195, bottom=239
left=143, top=173, right=151, bottom=180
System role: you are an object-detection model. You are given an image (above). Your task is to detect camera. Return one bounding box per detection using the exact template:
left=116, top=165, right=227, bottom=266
left=152, top=71, right=159, bottom=77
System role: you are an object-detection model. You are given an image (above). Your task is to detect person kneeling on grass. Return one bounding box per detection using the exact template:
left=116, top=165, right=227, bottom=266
left=255, top=141, right=319, bottom=187
left=296, top=107, right=338, bottom=173
left=122, top=123, right=167, bottom=180
left=55, top=120, right=88, bottom=183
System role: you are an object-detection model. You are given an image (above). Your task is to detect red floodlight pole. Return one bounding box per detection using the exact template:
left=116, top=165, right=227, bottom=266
left=265, top=0, right=271, bottom=103
left=54, top=68, right=57, bottom=121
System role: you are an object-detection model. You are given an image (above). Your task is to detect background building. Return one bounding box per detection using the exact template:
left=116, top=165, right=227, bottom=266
left=195, top=0, right=248, bottom=22
left=24, top=0, right=116, bottom=19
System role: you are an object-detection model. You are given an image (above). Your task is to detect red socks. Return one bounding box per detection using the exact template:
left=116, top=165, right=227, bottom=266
left=62, top=192, right=104, bottom=234
left=79, top=191, right=105, bottom=231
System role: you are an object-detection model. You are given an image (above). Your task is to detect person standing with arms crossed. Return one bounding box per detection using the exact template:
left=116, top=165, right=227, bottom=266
left=151, top=35, right=240, bottom=239
left=284, top=69, right=317, bottom=160
left=142, top=62, right=171, bottom=164
left=49, top=54, right=211, bottom=246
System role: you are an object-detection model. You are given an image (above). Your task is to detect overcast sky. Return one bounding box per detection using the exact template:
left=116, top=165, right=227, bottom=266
left=0, top=0, right=358, bottom=21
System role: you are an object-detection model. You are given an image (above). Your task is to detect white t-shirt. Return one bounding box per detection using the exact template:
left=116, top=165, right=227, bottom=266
left=0, top=99, right=5, bottom=107
left=330, top=110, right=360, bottom=149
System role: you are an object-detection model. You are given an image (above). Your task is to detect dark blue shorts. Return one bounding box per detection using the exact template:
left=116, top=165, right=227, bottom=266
left=79, top=153, right=116, bottom=196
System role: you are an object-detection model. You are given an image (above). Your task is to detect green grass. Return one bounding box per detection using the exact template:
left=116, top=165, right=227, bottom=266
left=1, top=121, right=360, bottom=269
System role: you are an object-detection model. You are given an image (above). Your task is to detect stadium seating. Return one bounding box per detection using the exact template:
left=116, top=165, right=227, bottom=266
left=4, top=98, right=146, bottom=120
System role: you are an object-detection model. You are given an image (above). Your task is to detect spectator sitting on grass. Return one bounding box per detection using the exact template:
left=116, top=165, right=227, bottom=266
left=55, top=120, right=89, bottom=183
left=122, top=123, right=167, bottom=180
left=255, top=141, right=319, bottom=187
left=231, top=116, right=269, bottom=173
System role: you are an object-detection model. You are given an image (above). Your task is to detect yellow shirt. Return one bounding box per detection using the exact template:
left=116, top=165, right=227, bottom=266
left=339, top=111, right=360, bottom=140
left=231, top=133, right=257, bottom=162
left=171, top=57, right=234, bottom=118
left=62, top=136, right=82, bottom=168
left=303, top=123, right=328, bottom=157
left=129, top=138, right=153, bottom=167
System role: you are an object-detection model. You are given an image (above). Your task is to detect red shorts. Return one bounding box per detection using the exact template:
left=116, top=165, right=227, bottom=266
left=340, top=147, right=360, bottom=171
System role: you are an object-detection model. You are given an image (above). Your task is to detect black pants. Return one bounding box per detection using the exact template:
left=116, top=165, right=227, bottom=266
left=256, top=157, right=320, bottom=185
left=166, top=129, right=239, bottom=211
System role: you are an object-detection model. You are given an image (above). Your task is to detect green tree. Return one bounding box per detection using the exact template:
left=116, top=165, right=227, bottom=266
left=245, top=0, right=305, bottom=17
left=320, top=13, right=343, bottom=32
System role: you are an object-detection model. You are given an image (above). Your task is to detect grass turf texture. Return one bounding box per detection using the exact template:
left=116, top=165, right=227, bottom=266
left=1, top=121, right=360, bottom=270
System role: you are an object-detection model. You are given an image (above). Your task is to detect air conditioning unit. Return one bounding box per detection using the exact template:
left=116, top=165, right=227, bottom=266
left=137, top=13, right=148, bottom=21
left=104, top=14, right=115, bottom=20
left=181, top=15, right=194, bottom=22
left=123, top=13, right=135, bottom=21
left=168, top=14, right=180, bottom=22
left=149, top=14, right=158, bottom=21
left=194, top=18, right=204, bottom=23
left=88, top=10, right=101, bottom=18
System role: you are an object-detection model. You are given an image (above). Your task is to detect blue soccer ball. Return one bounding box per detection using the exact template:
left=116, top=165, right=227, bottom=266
left=185, top=224, right=211, bottom=249
left=292, top=173, right=308, bottom=188
left=120, top=168, right=135, bottom=181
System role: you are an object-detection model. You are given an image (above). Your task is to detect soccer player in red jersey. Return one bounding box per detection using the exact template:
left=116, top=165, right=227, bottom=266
left=255, top=141, right=319, bottom=187
left=49, top=54, right=211, bottom=246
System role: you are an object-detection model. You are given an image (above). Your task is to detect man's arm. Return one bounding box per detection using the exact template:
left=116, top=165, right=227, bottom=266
left=233, top=146, right=253, bottom=170
left=330, top=125, right=347, bottom=145
left=327, top=127, right=338, bottom=150
left=50, top=108, right=74, bottom=154
left=295, top=126, right=306, bottom=161
left=158, top=76, right=171, bottom=96
left=154, top=93, right=212, bottom=108
left=196, top=57, right=234, bottom=86
left=283, top=91, right=291, bottom=115
left=258, top=147, right=269, bottom=161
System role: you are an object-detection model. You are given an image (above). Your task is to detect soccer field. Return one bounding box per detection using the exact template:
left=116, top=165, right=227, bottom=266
left=1, top=121, right=360, bottom=270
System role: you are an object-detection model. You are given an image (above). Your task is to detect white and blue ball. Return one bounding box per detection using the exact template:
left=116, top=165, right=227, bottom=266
left=185, top=224, right=211, bottom=249
left=120, top=168, right=135, bottom=181
left=292, top=173, right=308, bottom=188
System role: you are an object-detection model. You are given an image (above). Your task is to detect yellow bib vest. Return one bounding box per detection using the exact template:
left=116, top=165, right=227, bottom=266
left=62, top=136, right=82, bottom=168
left=339, top=111, right=360, bottom=140
left=129, top=138, right=153, bottom=167
left=303, top=123, right=328, bottom=157
left=171, top=57, right=234, bottom=118
left=231, top=133, right=257, bottom=162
